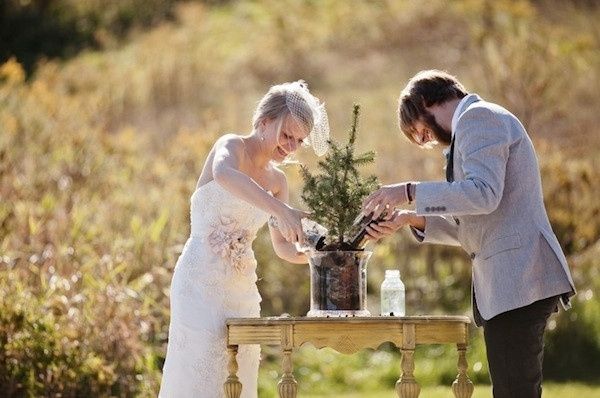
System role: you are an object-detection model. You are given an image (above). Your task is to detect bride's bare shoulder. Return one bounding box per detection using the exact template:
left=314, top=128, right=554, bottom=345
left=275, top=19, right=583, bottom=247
left=197, top=134, right=245, bottom=185
left=214, top=133, right=245, bottom=153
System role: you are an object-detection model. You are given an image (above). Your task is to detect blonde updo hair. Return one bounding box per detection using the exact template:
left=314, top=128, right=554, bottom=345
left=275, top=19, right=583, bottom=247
left=252, top=80, right=315, bottom=134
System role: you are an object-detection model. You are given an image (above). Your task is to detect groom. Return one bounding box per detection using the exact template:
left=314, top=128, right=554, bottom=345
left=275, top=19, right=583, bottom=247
left=362, top=70, right=575, bottom=398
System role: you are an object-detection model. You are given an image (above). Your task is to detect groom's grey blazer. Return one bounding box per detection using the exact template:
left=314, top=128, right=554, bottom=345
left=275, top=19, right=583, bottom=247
left=414, top=94, right=575, bottom=325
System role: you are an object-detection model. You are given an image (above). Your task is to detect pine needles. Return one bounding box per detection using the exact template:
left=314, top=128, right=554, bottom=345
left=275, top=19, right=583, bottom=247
left=300, top=104, right=379, bottom=245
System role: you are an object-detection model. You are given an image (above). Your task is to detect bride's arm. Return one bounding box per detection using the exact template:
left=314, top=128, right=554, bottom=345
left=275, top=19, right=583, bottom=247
left=268, top=171, right=308, bottom=264
left=212, top=136, right=281, bottom=213
left=212, top=135, right=308, bottom=244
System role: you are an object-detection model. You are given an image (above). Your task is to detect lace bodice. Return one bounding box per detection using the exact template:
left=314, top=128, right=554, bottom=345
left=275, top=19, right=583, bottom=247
left=189, top=180, right=269, bottom=274
left=191, top=180, right=268, bottom=240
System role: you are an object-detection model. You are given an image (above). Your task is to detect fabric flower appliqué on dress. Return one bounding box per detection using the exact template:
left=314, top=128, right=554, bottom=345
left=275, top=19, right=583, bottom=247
left=207, top=216, right=252, bottom=274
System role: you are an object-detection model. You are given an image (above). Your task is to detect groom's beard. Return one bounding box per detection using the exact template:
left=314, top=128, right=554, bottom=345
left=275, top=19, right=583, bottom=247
left=424, top=112, right=452, bottom=146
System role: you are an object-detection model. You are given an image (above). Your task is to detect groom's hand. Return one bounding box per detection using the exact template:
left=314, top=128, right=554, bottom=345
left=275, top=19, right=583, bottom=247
left=362, top=183, right=409, bottom=220
left=365, top=210, right=420, bottom=242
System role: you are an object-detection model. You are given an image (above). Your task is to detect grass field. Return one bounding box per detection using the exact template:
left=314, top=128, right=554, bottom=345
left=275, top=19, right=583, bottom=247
left=301, top=382, right=600, bottom=397
left=2, top=1, right=600, bottom=395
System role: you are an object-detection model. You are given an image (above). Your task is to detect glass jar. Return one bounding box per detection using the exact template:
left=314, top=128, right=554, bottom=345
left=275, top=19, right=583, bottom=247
left=307, top=250, right=372, bottom=317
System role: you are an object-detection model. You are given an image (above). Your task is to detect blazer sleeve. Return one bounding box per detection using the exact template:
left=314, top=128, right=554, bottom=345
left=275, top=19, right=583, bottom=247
left=415, top=107, right=511, bottom=217
left=410, top=215, right=461, bottom=246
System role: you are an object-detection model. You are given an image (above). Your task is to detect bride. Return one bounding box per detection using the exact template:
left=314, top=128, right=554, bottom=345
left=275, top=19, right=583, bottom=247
left=159, top=81, right=329, bottom=397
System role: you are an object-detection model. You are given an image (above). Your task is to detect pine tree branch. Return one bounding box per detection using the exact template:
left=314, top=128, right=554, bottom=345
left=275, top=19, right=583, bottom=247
left=300, top=103, right=379, bottom=247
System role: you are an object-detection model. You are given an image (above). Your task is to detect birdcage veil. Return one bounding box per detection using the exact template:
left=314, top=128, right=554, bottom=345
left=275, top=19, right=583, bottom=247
left=285, top=81, right=330, bottom=156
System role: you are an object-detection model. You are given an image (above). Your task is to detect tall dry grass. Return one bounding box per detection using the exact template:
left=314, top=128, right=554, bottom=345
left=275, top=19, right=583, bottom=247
left=1, top=0, right=599, bottom=395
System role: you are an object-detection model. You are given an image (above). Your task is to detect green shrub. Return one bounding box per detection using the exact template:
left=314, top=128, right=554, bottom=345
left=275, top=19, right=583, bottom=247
left=0, top=0, right=177, bottom=73
left=1, top=1, right=600, bottom=395
left=0, top=278, right=117, bottom=396
left=544, top=253, right=600, bottom=382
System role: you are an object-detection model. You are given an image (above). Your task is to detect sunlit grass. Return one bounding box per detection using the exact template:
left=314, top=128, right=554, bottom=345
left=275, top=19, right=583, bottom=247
left=300, top=383, right=600, bottom=398
left=1, top=0, right=600, bottom=395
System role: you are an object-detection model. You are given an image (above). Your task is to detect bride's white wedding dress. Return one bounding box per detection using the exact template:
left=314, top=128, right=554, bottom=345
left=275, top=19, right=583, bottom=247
left=159, top=180, right=269, bottom=398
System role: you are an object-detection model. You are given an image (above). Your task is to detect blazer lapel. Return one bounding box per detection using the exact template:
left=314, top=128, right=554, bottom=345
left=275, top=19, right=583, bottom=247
left=446, top=138, right=455, bottom=182
left=445, top=94, right=481, bottom=183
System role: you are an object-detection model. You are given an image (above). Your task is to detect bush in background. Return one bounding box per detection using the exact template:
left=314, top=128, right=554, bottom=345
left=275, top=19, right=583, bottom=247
left=0, top=0, right=177, bottom=73
left=1, top=0, right=599, bottom=395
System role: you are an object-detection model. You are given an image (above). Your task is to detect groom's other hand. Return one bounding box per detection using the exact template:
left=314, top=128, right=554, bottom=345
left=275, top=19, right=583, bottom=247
left=365, top=210, right=424, bottom=241
left=362, top=183, right=409, bottom=219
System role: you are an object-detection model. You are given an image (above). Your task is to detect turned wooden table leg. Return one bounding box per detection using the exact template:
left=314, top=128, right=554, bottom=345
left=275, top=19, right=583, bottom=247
left=396, top=348, right=420, bottom=398
left=452, top=343, right=474, bottom=398
left=224, top=345, right=242, bottom=398
left=277, top=348, right=297, bottom=398
left=396, top=324, right=420, bottom=398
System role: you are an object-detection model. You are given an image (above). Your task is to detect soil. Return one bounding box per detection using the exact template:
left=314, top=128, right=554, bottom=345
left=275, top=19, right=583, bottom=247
left=320, top=241, right=356, bottom=251
left=310, top=250, right=364, bottom=310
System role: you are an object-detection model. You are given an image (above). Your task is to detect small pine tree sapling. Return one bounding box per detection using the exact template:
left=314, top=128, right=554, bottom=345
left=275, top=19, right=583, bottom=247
left=300, top=104, right=380, bottom=250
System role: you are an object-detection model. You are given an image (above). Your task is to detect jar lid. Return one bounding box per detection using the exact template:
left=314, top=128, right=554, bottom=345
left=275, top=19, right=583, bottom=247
left=385, top=269, right=400, bottom=277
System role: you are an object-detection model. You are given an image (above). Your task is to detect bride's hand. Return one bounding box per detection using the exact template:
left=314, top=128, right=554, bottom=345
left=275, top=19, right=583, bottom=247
left=272, top=204, right=311, bottom=244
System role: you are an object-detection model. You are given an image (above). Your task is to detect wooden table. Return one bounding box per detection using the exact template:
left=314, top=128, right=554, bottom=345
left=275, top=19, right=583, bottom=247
left=224, top=316, right=474, bottom=398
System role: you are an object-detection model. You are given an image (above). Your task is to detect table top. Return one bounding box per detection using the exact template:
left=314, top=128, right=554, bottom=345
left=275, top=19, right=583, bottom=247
left=226, top=315, right=471, bottom=326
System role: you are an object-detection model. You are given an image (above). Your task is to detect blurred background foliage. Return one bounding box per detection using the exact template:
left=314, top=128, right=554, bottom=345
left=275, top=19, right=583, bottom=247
left=0, top=0, right=599, bottom=396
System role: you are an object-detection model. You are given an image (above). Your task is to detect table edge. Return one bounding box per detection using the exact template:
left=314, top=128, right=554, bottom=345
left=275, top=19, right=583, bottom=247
left=226, top=315, right=471, bottom=326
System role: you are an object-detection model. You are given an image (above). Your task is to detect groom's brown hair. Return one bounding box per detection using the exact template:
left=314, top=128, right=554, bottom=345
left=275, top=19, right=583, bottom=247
left=398, top=70, right=468, bottom=144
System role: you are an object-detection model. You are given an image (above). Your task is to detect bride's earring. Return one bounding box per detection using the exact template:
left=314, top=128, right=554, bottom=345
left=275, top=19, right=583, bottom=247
left=257, top=122, right=266, bottom=142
